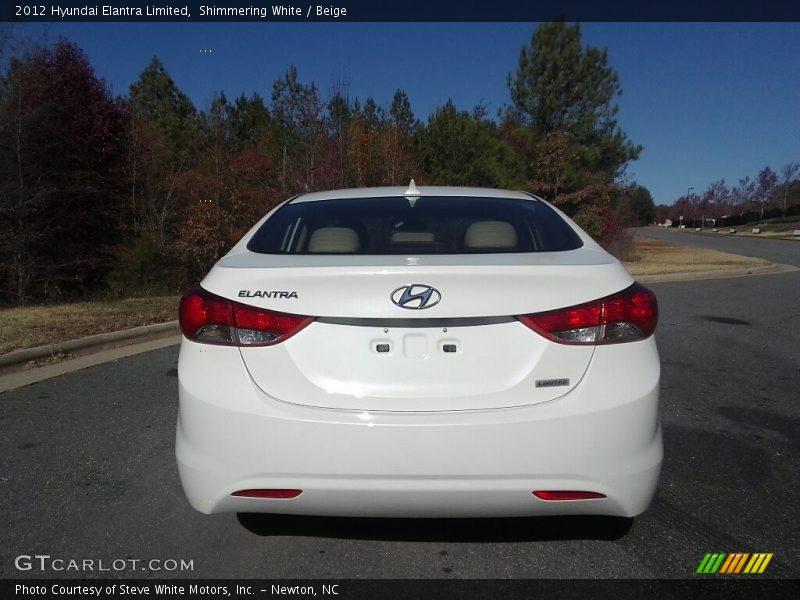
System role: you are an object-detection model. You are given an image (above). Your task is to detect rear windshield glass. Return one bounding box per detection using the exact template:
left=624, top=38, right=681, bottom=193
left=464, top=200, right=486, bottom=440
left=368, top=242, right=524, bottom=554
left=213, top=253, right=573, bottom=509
left=247, top=196, right=583, bottom=255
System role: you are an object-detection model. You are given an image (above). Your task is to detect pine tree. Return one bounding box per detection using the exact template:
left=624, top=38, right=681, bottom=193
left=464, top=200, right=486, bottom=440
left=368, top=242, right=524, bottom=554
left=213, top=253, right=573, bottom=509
left=126, top=57, right=198, bottom=239
left=415, top=100, right=523, bottom=188
left=507, top=22, right=640, bottom=209
left=128, top=57, right=197, bottom=162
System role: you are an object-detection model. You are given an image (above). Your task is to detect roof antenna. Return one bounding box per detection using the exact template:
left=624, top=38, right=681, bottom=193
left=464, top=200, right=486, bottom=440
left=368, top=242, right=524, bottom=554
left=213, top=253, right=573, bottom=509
left=404, top=179, right=421, bottom=207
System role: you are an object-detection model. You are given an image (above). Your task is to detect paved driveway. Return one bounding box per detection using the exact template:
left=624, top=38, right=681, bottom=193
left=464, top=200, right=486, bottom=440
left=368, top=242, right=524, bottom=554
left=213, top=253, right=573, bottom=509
left=2, top=232, right=798, bottom=578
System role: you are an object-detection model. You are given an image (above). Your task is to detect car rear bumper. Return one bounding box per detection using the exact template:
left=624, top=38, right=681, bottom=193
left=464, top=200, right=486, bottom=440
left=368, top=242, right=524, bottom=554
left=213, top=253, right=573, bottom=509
left=175, top=338, right=662, bottom=518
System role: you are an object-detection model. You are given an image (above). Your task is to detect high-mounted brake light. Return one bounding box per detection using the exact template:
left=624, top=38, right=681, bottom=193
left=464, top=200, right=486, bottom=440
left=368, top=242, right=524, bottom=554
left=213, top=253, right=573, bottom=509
left=518, top=283, right=658, bottom=345
left=178, top=287, right=312, bottom=346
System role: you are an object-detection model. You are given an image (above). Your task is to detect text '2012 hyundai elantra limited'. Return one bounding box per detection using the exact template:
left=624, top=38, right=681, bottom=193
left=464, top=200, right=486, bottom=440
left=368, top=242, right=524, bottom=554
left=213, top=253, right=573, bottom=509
left=176, top=183, right=662, bottom=518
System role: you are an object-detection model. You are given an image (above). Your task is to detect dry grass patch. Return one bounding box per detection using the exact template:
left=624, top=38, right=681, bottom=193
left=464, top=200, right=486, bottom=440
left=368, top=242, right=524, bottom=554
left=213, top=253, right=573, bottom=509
left=0, top=296, right=179, bottom=355
left=624, top=236, right=769, bottom=277
left=0, top=239, right=774, bottom=355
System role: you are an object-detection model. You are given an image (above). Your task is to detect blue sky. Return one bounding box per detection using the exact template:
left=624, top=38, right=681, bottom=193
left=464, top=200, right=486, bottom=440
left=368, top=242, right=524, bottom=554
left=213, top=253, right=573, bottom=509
left=21, top=22, right=800, bottom=205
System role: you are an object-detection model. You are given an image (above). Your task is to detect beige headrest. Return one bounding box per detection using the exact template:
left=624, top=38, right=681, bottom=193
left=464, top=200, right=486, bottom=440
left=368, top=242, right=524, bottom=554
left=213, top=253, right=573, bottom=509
left=308, top=227, right=360, bottom=253
left=391, top=231, right=435, bottom=243
left=464, top=221, right=518, bottom=250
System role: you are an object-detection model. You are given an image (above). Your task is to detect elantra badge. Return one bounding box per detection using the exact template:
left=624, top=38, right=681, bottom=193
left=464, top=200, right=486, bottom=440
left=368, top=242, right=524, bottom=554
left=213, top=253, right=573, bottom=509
left=238, top=290, right=298, bottom=299
left=391, top=284, right=441, bottom=310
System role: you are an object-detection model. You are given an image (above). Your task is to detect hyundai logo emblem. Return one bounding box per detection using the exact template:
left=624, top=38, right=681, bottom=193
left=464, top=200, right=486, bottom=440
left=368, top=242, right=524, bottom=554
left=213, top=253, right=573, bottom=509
left=391, top=284, right=441, bottom=310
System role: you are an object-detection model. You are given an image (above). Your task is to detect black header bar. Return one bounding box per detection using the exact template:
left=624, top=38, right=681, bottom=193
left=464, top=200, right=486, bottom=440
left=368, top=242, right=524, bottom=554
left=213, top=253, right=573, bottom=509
left=3, top=0, right=800, bottom=23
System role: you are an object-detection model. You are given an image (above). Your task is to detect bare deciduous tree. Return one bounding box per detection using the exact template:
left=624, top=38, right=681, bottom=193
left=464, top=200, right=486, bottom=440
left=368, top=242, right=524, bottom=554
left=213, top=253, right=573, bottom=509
left=779, top=162, right=800, bottom=216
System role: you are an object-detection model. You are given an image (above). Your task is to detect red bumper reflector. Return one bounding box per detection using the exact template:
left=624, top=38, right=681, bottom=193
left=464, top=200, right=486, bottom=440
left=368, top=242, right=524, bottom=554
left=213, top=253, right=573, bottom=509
left=533, top=490, right=606, bottom=501
left=232, top=489, right=303, bottom=499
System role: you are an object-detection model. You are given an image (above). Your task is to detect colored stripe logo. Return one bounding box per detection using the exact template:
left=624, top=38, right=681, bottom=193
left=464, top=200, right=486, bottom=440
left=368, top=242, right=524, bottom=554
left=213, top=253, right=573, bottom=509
left=696, top=552, right=773, bottom=574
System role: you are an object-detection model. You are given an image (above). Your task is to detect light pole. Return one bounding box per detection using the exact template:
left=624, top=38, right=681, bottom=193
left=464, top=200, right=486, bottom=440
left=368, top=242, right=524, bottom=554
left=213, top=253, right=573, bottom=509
left=688, top=187, right=695, bottom=228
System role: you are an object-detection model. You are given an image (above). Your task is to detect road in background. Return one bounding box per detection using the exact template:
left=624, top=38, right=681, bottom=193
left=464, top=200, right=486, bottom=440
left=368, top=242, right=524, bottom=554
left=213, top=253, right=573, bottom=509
left=633, top=226, right=800, bottom=267
left=2, top=234, right=798, bottom=578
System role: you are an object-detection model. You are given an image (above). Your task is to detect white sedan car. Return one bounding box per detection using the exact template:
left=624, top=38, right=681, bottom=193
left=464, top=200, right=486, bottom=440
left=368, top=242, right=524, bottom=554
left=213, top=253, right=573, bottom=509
left=176, top=184, right=662, bottom=518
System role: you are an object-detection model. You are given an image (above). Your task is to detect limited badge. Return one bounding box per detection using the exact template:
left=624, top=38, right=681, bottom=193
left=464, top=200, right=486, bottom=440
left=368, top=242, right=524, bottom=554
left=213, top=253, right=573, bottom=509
left=535, top=378, right=570, bottom=388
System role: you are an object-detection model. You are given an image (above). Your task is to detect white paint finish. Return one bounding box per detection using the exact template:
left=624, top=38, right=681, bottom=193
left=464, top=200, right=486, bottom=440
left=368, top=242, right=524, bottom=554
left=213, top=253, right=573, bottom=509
left=176, top=337, right=662, bottom=517
left=239, top=321, right=594, bottom=411
left=289, top=185, right=538, bottom=203
left=203, top=259, right=633, bottom=319
left=176, top=186, right=662, bottom=517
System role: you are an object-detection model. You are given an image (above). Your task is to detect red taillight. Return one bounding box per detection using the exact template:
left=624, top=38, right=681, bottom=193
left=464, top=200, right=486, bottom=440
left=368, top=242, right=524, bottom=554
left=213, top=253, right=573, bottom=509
left=231, top=489, right=303, bottom=499
left=518, top=283, right=658, bottom=345
left=178, top=287, right=312, bottom=346
left=533, top=491, right=606, bottom=501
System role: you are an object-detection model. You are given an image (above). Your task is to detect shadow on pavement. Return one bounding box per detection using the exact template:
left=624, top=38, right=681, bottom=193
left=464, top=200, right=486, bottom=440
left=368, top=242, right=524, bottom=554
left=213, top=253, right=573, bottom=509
left=236, top=513, right=634, bottom=542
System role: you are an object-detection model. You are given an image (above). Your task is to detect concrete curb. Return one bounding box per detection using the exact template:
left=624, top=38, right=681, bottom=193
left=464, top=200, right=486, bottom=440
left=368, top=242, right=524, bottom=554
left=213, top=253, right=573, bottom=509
left=649, top=229, right=800, bottom=243
left=0, top=256, right=796, bottom=380
left=0, top=335, right=181, bottom=394
left=0, top=320, right=180, bottom=373
left=634, top=262, right=797, bottom=284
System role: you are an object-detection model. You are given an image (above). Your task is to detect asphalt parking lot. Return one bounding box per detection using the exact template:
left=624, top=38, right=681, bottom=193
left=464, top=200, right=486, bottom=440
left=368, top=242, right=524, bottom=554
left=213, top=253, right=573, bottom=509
left=1, top=231, right=798, bottom=579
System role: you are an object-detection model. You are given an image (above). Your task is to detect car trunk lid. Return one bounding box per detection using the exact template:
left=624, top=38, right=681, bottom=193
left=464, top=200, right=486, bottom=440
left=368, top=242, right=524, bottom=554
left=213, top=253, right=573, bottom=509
left=200, top=250, right=632, bottom=412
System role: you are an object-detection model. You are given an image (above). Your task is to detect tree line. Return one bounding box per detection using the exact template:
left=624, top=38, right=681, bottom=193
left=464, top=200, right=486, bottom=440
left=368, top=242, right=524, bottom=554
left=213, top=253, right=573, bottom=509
left=0, top=22, right=646, bottom=305
left=658, top=163, right=800, bottom=227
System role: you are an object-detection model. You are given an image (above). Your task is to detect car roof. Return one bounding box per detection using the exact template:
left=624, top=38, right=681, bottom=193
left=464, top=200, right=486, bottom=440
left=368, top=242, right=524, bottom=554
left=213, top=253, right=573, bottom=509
left=290, top=186, right=539, bottom=204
